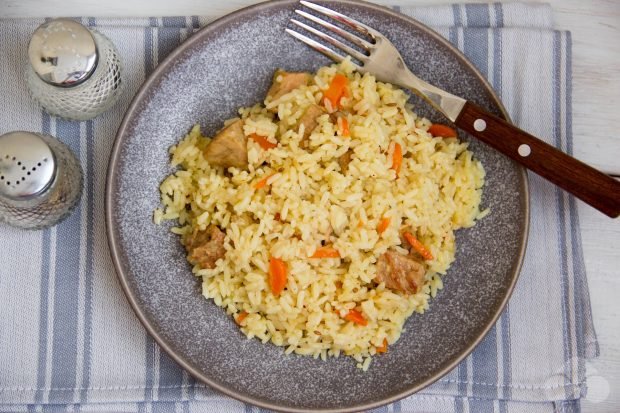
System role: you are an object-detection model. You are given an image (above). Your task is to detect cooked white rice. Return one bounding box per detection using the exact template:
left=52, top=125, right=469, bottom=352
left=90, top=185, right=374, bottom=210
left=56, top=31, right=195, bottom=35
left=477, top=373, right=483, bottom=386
left=154, top=60, right=486, bottom=370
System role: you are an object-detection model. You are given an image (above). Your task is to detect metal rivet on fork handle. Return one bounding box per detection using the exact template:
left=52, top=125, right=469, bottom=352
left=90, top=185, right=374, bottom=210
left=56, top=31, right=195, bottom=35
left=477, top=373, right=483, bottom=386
left=518, top=144, right=531, bottom=157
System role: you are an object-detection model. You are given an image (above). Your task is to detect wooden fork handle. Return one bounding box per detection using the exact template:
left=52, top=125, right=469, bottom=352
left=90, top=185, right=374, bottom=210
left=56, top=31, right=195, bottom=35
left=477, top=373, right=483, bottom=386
left=455, top=101, right=620, bottom=218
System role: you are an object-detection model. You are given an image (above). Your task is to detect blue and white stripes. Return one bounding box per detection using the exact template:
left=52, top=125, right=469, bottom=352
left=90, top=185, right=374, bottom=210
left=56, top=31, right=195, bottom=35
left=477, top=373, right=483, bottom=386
left=0, top=3, right=597, bottom=412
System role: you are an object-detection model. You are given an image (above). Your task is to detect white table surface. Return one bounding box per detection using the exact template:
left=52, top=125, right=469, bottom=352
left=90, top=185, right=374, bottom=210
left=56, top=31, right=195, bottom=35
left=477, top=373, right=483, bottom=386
left=2, top=0, right=618, bottom=411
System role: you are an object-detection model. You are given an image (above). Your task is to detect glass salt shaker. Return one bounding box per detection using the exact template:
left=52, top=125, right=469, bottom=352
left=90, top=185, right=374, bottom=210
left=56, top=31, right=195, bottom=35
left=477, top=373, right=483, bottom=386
left=0, top=131, right=83, bottom=230
left=26, top=19, right=123, bottom=121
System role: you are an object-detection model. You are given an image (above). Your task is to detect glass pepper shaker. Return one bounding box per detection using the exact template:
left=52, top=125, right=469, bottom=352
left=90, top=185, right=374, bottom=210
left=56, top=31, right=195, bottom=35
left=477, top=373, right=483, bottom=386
left=0, top=131, right=83, bottom=230
left=26, top=19, right=123, bottom=121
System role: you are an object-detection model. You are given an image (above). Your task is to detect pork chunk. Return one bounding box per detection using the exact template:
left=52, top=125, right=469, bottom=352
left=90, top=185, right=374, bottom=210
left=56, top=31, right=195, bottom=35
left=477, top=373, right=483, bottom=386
left=266, top=70, right=312, bottom=103
left=203, top=119, right=248, bottom=169
left=338, top=150, right=353, bottom=173
left=375, top=250, right=426, bottom=294
left=297, top=104, right=325, bottom=141
left=183, top=225, right=226, bottom=269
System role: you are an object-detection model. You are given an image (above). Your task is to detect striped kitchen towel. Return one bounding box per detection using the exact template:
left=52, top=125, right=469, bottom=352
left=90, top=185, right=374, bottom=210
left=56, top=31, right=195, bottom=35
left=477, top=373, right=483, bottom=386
left=0, top=3, right=598, bottom=412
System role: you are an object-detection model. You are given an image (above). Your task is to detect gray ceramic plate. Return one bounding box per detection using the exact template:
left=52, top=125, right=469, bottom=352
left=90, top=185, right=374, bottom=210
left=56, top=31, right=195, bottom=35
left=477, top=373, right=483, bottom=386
left=106, top=1, right=529, bottom=411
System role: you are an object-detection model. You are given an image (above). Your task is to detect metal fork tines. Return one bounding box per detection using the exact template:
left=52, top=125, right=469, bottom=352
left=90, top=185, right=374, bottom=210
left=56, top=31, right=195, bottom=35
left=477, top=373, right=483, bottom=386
left=286, top=0, right=377, bottom=70
left=286, top=0, right=466, bottom=122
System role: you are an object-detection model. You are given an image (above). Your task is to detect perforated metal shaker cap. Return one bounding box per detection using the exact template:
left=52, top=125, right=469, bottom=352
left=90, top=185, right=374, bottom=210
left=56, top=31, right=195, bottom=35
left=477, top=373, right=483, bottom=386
left=28, top=19, right=98, bottom=87
left=0, top=132, right=56, bottom=202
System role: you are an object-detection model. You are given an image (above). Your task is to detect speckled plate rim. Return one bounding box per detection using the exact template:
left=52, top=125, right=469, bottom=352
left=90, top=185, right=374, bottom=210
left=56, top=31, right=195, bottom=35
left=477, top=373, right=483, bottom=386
left=105, top=1, right=530, bottom=411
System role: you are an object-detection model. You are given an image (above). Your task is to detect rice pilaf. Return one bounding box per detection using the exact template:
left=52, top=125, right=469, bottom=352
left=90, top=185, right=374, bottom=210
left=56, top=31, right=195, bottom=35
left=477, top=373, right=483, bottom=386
left=154, top=60, right=487, bottom=370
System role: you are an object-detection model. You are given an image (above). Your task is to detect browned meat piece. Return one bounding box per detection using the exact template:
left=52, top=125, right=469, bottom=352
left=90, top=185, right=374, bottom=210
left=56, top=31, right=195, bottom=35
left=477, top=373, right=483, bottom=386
left=338, top=150, right=353, bottom=173
left=375, top=250, right=426, bottom=294
left=203, top=119, right=248, bottom=169
left=297, top=104, right=325, bottom=141
left=266, top=70, right=312, bottom=103
left=183, top=225, right=226, bottom=269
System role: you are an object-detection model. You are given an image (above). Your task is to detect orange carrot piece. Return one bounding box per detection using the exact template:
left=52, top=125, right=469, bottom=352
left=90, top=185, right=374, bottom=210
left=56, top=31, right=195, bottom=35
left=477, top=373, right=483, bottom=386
left=324, top=74, right=348, bottom=109
left=377, top=217, right=391, bottom=234
left=254, top=173, right=276, bottom=189
left=249, top=133, right=277, bottom=150
left=343, top=309, right=368, bottom=326
left=376, top=338, right=388, bottom=353
left=391, top=142, right=403, bottom=176
left=310, top=246, right=340, bottom=259
left=235, top=311, right=248, bottom=325
left=404, top=232, right=434, bottom=261
left=357, top=219, right=364, bottom=228
left=268, top=257, right=288, bottom=296
left=339, top=116, right=350, bottom=137
left=428, top=123, right=457, bottom=138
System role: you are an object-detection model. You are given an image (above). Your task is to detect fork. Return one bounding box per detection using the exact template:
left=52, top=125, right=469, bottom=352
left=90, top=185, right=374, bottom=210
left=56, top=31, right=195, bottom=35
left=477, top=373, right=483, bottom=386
left=286, top=0, right=620, bottom=218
